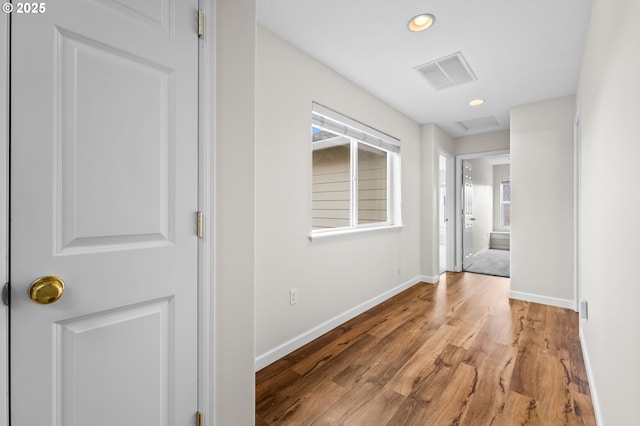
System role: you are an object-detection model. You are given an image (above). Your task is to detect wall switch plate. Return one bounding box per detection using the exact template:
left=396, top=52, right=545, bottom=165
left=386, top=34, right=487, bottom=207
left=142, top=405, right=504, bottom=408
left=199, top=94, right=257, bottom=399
left=289, top=289, right=298, bottom=305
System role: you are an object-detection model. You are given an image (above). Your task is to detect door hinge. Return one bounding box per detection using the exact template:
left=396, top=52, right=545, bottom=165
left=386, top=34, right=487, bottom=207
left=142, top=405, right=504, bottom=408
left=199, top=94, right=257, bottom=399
left=196, top=211, right=203, bottom=238
left=196, top=411, right=203, bottom=426
left=2, top=283, right=9, bottom=307
left=198, top=9, right=204, bottom=38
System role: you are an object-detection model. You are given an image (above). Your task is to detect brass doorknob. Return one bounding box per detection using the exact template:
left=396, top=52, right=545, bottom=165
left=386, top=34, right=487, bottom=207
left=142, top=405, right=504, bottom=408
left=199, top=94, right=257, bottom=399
left=28, top=276, right=65, bottom=304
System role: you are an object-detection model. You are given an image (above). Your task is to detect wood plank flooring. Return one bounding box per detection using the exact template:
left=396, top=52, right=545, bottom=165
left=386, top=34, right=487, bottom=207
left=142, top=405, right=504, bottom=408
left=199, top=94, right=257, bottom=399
left=255, top=272, right=595, bottom=425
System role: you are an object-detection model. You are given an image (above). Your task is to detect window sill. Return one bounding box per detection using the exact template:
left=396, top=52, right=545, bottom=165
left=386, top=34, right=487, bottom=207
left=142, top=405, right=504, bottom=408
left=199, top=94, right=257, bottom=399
left=309, top=224, right=403, bottom=241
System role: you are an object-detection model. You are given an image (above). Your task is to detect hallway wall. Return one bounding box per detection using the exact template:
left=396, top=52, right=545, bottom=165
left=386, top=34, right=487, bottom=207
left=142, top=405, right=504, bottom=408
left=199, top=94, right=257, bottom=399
left=255, top=27, right=423, bottom=369
left=455, top=129, right=510, bottom=155
left=421, top=123, right=454, bottom=277
left=577, top=0, right=640, bottom=423
left=510, top=95, right=575, bottom=306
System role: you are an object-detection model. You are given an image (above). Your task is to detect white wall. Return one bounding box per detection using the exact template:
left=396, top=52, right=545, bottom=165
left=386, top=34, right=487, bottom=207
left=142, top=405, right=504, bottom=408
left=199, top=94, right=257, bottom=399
left=421, top=123, right=454, bottom=277
left=469, top=158, right=493, bottom=254
left=510, top=95, right=575, bottom=306
left=493, top=164, right=511, bottom=231
left=255, top=27, right=422, bottom=367
left=455, top=129, right=510, bottom=155
left=214, top=0, right=256, bottom=423
left=577, top=0, right=640, bottom=423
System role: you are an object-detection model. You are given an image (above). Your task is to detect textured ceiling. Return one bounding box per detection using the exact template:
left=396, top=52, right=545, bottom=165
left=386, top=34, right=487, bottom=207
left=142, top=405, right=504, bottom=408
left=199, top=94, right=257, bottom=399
left=257, top=0, right=592, bottom=138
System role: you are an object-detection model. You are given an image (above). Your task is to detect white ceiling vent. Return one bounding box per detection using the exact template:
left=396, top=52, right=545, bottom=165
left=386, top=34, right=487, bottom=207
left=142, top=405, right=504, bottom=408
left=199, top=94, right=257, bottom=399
left=415, top=51, right=478, bottom=90
left=456, top=115, right=500, bottom=132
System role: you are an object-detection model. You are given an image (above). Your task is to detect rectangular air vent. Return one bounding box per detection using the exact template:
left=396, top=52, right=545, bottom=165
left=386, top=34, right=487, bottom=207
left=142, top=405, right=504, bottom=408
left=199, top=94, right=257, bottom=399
left=456, top=115, right=500, bottom=132
left=415, top=51, right=478, bottom=90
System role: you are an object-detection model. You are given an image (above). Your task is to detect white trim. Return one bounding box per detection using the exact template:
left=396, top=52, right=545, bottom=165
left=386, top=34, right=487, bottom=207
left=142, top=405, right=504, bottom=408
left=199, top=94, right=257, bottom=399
left=254, top=276, right=430, bottom=371
left=0, top=10, right=9, bottom=426
left=574, top=104, right=582, bottom=313
left=579, top=326, right=603, bottom=426
left=509, top=290, right=575, bottom=310
left=439, top=149, right=455, bottom=272
left=198, top=1, right=215, bottom=425
left=309, top=224, right=403, bottom=241
left=350, top=140, right=358, bottom=226
left=499, top=179, right=511, bottom=229
left=418, top=274, right=441, bottom=284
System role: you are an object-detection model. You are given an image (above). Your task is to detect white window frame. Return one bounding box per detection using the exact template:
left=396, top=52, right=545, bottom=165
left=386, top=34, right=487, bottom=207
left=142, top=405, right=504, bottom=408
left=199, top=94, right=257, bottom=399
left=500, top=178, right=511, bottom=228
left=310, top=103, right=402, bottom=240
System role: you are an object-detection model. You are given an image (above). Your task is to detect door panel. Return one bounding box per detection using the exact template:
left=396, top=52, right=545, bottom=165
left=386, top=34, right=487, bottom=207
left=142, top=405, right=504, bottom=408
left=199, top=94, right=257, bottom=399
left=56, top=299, right=172, bottom=425
left=10, top=1, right=198, bottom=424
left=462, top=160, right=474, bottom=270
left=57, top=29, right=175, bottom=253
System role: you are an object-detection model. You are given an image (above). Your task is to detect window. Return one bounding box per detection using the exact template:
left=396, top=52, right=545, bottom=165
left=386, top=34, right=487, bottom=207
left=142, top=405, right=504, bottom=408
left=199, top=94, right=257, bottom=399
left=311, top=103, right=400, bottom=236
left=500, top=179, right=511, bottom=228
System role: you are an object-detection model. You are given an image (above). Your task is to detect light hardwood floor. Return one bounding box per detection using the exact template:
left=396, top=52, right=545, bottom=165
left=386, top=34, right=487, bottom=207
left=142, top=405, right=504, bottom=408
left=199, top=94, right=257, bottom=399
left=256, top=272, right=595, bottom=425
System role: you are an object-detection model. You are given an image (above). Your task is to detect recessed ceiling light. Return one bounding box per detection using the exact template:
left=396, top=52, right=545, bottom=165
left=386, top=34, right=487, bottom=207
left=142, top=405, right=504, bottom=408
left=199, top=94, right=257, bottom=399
left=408, top=14, right=435, bottom=32
left=468, top=98, right=486, bottom=106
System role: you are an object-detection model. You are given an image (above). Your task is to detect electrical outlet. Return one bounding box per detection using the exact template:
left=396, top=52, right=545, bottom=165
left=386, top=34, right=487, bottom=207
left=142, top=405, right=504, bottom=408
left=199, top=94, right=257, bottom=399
left=580, top=299, right=588, bottom=320
left=289, top=289, right=298, bottom=305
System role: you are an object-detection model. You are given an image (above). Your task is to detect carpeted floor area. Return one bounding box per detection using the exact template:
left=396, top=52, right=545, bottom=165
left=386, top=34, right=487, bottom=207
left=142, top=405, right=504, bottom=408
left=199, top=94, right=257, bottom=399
left=464, top=249, right=510, bottom=277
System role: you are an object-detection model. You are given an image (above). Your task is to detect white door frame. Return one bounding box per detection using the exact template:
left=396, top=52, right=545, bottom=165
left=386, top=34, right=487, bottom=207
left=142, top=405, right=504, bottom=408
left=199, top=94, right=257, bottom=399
left=455, top=149, right=510, bottom=272
left=0, top=10, right=9, bottom=426
left=439, top=149, right=455, bottom=272
left=198, top=0, right=216, bottom=422
left=0, top=4, right=217, bottom=424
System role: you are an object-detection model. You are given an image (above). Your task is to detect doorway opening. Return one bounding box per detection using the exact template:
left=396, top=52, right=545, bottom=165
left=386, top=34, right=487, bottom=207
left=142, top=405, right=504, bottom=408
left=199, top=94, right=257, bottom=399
left=456, top=151, right=511, bottom=277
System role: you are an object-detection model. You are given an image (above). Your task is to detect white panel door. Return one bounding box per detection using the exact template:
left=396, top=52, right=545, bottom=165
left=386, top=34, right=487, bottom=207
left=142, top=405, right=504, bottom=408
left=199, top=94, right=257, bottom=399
left=10, top=1, right=199, bottom=425
left=462, top=160, right=475, bottom=270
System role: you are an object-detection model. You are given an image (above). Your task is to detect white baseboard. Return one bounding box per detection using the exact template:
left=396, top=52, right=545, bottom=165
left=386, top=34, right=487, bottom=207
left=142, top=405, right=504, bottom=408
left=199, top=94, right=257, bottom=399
left=510, top=290, right=576, bottom=310
left=579, top=325, right=603, bottom=426
left=418, top=274, right=441, bottom=284
left=254, top=276, right=430, bottom=371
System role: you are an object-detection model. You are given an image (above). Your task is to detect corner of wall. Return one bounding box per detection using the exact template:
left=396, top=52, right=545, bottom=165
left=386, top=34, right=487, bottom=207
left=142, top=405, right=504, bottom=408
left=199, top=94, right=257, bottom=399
left=255, top=275, right=428, bottom=371
left=578, top=325, right=604, bottom=426
left=214, top=0, right=257, bottom=424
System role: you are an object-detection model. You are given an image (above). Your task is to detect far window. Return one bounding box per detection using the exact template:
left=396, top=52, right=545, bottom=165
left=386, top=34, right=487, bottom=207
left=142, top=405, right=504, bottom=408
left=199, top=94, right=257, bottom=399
left=311, top=103, right=400, bottom=235
left=500, top=179, right=511, bottom=228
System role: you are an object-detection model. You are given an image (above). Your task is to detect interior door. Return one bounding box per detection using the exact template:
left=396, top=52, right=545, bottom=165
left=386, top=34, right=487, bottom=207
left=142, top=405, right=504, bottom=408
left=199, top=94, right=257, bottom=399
left=462, top=160, right=475, bottom=270
left=10, top=1, right=199, bottom=425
